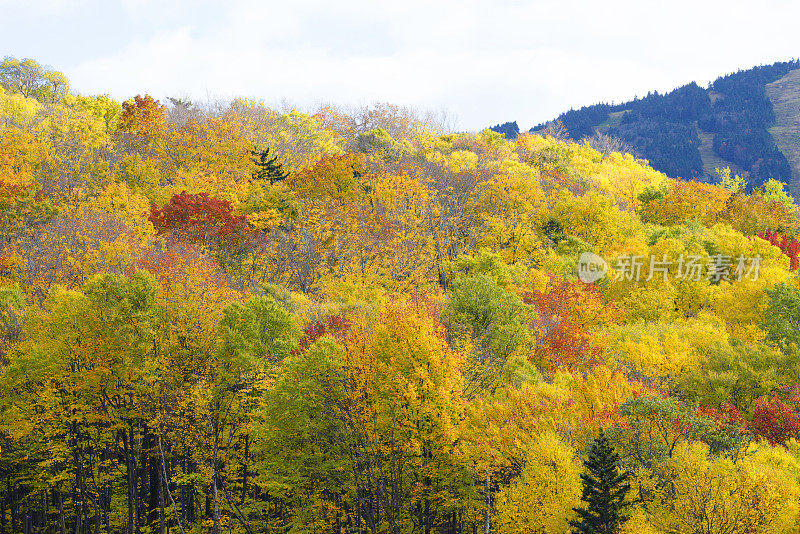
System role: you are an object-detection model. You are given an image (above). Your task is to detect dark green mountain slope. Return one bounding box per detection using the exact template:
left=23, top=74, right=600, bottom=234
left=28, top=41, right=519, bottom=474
left=766, top=68, right=800, bottom=198
left=499, top=60, right=800, bottom=192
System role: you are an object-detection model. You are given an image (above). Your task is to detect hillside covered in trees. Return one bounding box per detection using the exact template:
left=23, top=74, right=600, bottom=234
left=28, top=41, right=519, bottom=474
left=6, top=56, right=800, bottom=534
left=500, top=60, right=800, bottom=194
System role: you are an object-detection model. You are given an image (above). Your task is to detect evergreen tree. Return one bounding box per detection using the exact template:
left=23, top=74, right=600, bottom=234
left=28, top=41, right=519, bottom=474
left=570, top=429, right=630, bottom=534
left=488, top=121, right=520, bottom=140
left=541, top=217, right=565, bottom=246
left=252, top=146, right=290, bottom=184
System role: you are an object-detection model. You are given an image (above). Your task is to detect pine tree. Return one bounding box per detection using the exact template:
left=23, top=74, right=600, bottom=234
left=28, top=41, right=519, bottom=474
left=252, top=147, right=290, bottom=184
left=570, top=429, right=630, bottom=534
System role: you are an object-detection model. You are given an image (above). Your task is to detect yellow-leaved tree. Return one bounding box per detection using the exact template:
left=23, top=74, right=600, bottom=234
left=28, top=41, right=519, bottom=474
left=494, top=430, right=581, bottom=533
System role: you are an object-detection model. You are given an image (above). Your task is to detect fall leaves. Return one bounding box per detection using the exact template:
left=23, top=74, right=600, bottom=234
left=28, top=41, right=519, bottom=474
left=5, top=68, right=800, bottom=534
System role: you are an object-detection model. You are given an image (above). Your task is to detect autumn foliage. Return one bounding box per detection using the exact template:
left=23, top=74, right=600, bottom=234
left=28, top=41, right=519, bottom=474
left=150, top=191, right=249, bottom=240
left=750, top=385, right=800, bottom=445
left=293, top=313, right=350, bottom=353
left=148, top=190, right=254, bottom=268
left=3, top=60, right=800, bottom=534
left=118, top=93, right=166, bottom=139
left=758, top=228, right=800, bottom=270
left=524, top=275, right=617, bottom=369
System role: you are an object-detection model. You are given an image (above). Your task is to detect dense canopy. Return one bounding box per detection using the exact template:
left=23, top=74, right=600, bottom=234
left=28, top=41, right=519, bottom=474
left=2, top=56, right=800, bottom=534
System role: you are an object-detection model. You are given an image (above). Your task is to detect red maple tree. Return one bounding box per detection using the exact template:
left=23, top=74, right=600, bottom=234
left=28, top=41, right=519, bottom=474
left=524, top=276, right=617, bottom=369
left=758, top=229, right=800, bottom=270
left=149, top=191, right=253, bottom=254
left=749, top=384, right=800, bottom=445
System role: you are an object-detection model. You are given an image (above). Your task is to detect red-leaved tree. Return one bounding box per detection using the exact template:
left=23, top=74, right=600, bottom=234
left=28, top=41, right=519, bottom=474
left=524, top=276, right=618, bottom=369
left=292, top=314, right=350, bottom=355
left=149, top=192, right=255, bottom=276
left=149, top=191, right=251, bottom=245
left=750, top=384, right=800, bottom=445
left=697, top=401, right=745, bottom=428
left=758, top=229, right=800, bottom=270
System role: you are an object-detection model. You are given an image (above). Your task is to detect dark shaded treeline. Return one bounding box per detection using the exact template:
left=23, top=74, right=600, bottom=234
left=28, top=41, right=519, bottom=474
left=497, top=60, right=800, bottom=189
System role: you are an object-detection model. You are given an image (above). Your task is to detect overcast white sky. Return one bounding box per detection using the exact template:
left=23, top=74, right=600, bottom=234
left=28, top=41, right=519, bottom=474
left=1, top=0, right=799, bottom=130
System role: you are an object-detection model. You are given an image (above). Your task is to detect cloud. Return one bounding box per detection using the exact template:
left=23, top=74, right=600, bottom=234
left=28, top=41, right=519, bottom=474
left=42, top=0, right=800, bottom=129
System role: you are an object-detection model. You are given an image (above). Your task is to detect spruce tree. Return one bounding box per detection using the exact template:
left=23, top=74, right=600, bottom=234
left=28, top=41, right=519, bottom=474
left=570, top=429, right=630, bottom=534
left=252, top=147, right=289, bottom=184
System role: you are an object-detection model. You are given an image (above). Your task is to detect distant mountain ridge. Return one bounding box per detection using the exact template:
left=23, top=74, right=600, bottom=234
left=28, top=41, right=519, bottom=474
left=491, top=60, right=800, bottom=195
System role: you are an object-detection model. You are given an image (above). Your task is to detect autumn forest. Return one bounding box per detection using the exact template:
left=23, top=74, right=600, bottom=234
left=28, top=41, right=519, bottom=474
left=4, top=56, right=800, bottom=534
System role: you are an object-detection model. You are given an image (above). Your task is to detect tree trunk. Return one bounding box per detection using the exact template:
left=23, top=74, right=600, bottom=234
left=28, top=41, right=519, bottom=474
left=158, top=465, right=166, bottom=534
left=94, top=495, right=101, bottom=534
left=212, top=473, right=221, bottom=534
left=122, top=428, right=140, bottom=534
left=214, top=480, right=222, bottom=534
left=241, top=435, right=249, bottom=505
left=484, top=468, right=491, bottom=534
left=139, top=449, right=148, bottom=532
left=58, top=482, right=66, bottom=534
left=74, top=455, right=83, bottom=534
left=182, top=458, right=196, bottom=526
left=211, top=418, right=222, bottom=534
left=9, top=479, right=16, bottom=534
